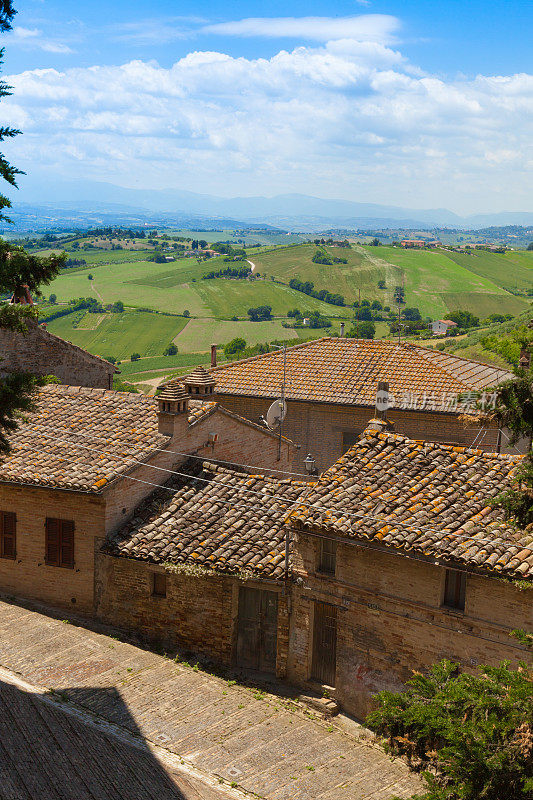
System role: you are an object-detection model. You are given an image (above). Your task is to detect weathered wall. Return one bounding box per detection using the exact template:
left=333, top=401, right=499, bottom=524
left=214, top=394, right=502, bottom=472
left=95, top=555, right=290, bottom=677
left=0, top=320, right=115, bottom=389
left=96, top=555, right=237, bottom=662
left=288, top=530, right=532, bottom=720
left=0, top=483, right=105, bottom=613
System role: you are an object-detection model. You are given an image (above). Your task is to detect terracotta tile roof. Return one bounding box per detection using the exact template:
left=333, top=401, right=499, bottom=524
left=105, top=463, right=308, bottom=579
left=290, top=428, right=532, bottom=580
left=0, top=386, right=213, bottom=492
left=411, top=345, right=512, bottom=390
left=210, top=338, right=512, bottom=408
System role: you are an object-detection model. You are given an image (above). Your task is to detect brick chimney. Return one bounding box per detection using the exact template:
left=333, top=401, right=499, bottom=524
left=183, top=365, right=216, bottom=398
left=367, top=380, right=395, bottom=432
left=211, top=344, right=217, bottom=368
left=157, top=383, right=189, bottom=436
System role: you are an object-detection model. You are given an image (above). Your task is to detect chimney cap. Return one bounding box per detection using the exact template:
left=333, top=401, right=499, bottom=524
left=183, top=365, right=216, bottom=387
left=158, top=382, right=188, bottom=402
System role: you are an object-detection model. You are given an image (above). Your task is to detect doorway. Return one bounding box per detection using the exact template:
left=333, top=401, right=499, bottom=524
left=311, top=601, right=337, bottom=686
left=236, top=587, right=278, bottom=673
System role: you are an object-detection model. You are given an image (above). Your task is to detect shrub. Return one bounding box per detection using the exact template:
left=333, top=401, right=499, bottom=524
left=130, top=352, right=141, bottom=361
left=164, top=343, right=178, bottom=356
left=224, top=337, right=246, bottom=357
left=367, top=658, right=533, bottom=800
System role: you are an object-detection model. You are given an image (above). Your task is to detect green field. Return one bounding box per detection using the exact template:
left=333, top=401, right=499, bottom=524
left=250, top=243, right=532, bottom=318
left=46, top=310, right=188, bottom=360
left=173, top=317, right=300, bottom=352
left=46, top=256, right=343, bottom=318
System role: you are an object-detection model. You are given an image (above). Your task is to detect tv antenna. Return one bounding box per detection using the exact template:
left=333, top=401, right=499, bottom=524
left=260, top=343, right=288, bottom=460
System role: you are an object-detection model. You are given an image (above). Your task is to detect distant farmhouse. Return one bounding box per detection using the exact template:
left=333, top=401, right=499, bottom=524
left=208, top=338, right=514, bottom=471
left=431, top=318, right=458, bottom=336
left=400, top=239, right=441, bottom=248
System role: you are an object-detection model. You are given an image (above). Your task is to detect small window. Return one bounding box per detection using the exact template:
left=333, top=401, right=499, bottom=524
left=45, top=518, right=74, bottom=568
left=318, top=539, right=337, bottom=575
left=153, top=572, right=167, bottom=598
left=342, top=431, right=359, bottom=455
left=0, top=511, right=16, bottom=559
left=442, top=569, right=466, bottom=611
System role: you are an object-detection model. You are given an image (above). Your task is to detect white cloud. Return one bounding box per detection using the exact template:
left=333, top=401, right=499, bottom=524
left=9, top=25, right=73, bottom=53
left=2, top=38, right=532, bottom=212
left=202, top=14, right=400, bottom=43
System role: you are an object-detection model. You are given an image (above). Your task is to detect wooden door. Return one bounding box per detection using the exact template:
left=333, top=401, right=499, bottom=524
left=312, top=601, right=337, bottom=686
left=236, top=587, right=278, bottom=673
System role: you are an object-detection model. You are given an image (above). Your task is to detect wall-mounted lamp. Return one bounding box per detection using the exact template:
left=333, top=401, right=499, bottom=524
left=304, top=453, right=318, bottom=475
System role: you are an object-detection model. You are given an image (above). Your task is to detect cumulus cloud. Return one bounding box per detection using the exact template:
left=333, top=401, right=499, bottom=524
left=2, top=38, right=532, bottom=211
left=202, top=14, right=400, bottom=43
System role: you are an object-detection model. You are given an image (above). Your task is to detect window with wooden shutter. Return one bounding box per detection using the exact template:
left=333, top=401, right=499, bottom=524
left=0, top=512, right=16, bottom=559
left=152, top=572, right=167, bottom=598
left=442, top=569, right=466, bottom=611
left=45, top=518, right=74, bottom=568
left=318, top=538, right=337, bottom=575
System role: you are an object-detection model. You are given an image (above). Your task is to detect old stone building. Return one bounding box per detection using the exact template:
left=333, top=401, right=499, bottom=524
left=0, top=380, right=295, bottom=613
left=207, top=337, right=515, bottom=470
left=98, top=461, right=304, bottom=675
left=95, top=413, right=531, bottom=719
left=0, top=318, right=117, bottom=389
left=287, top=420, right=532, bottom=718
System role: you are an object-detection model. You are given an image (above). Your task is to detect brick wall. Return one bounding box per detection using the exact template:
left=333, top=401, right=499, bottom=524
left=96, top=555, right=237, bottom=662
left=96, top=555, right=290, bottom=677
left=214, top=394, right=503, bottom=472
left=0, top=320, right=115, bottom=389
left=0, top=483, right=105, bottom=613
left=288, top=531, right=532, bottom=720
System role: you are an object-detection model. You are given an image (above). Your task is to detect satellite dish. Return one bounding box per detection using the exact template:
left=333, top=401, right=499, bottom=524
left=265, top=399, right=287, bottom=429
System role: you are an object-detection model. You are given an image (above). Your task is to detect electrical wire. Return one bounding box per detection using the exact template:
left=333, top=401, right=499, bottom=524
left=32, top=427, right=529, bottom=557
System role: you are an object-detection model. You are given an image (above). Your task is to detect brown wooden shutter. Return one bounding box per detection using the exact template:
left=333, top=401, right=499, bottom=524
left=60, top=520, right=74, bottom=568
left=1, top=512, right=16, bottom=559
left=45, top=518, right=60, bottom=566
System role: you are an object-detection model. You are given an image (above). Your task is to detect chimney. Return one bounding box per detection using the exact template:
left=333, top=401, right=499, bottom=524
left=183, top=365, right=216, bottom=398
left=519, top=346, right=530, bottom=370
left=156, top=383, right=189, bottom=437
left=367, top=380, right=395, bottom=432
left=340, top=322, right=345, bottom=337
left=211, top=344, right=217, bottom=368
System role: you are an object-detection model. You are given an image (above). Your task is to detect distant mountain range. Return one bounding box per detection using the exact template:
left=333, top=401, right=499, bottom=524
left=5, top=176, right=533, bottom=232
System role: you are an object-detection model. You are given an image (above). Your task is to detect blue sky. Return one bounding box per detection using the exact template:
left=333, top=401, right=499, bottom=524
left=1, top=0, right=532, bottom=213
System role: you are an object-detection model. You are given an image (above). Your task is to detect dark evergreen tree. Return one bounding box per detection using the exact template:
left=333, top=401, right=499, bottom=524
left=0, top=3, right=65, bottom=452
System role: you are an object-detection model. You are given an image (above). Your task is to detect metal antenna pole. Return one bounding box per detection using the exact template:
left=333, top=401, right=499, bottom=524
left=398, top=303, right=401, bottom=345
left=278, top=344, right=287, bottom=461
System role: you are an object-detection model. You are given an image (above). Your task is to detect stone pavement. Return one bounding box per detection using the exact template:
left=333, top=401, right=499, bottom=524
left=0, top=598, right=422, bottom=800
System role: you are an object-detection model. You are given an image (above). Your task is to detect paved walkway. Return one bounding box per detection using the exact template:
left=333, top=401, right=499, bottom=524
left=0, top=598, right=421, bottom=800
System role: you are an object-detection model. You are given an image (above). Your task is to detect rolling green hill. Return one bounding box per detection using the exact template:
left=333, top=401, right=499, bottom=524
left=45, top=255, right=346, bottom=318
left=46, top=310, right=189, bottom=361
left=250, top=243, right=532, bottom=318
